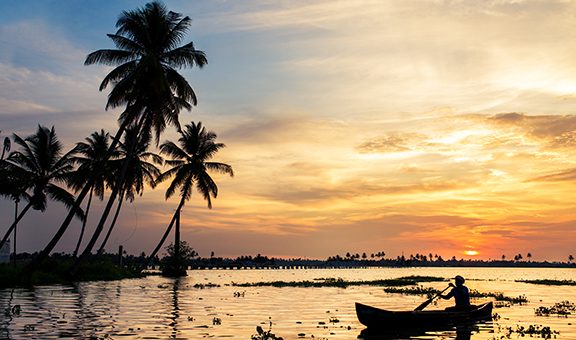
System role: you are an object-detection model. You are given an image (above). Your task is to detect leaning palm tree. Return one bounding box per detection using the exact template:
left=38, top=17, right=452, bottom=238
left=68, top=130, right=116, bottom=257
left=0, top=157, right=30, bottom=264
left=144, top=122, right=233, bottom=276
left=96, top=127, right=162, bottom=254
left=0, top=125, right=84, bottom=252
left=31, top=1, right=207, bottom=270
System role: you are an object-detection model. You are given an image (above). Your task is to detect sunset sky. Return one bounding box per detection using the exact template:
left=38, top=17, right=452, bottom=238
left=1, top=0, right=576, bottom=261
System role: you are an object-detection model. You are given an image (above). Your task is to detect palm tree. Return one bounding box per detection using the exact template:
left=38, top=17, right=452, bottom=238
left=68, top=130, right=116, bottom=257
left=96, top=127, right=162, bottom=254
left=143, top=122, right=233, bottom=275
left=85, top=0, right=207, bottom=141
left=30, top=1, right=207, bottom=270
left=0, top=125, right=84, bottom=253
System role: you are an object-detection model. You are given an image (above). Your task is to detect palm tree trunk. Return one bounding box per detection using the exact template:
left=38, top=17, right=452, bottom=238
left=175, top=208, right=180, bottom=266
left=97, top=191, right=125, bottom=254
left=141, top=198, right=185, bottom=271
left=70, top=114, right=146, bottom=275
left=0, top=201, right=32, bottom=252
left=73, top=188, right=93, bottom=257
left=72, top=170, right=126, bottom=272
left=12, top=200, right=18, bottom=266
left=24, top=116, right=133, bottom=274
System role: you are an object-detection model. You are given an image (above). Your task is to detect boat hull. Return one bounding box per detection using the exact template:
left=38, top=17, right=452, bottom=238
left=355, top=301, right=493, bottom=329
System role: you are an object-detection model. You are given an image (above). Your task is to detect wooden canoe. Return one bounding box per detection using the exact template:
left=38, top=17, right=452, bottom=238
left=356, top=301, right=493, bottom=329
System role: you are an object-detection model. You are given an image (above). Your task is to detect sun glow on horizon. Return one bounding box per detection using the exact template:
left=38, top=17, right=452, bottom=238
left=465, top=250, right=479, bottom=256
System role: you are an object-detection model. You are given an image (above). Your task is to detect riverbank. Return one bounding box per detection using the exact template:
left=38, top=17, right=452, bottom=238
left=0, top=257, right=144, bottom=288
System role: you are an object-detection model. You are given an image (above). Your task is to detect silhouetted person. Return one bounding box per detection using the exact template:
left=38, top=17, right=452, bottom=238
left=441, top=275, right=470, bottom=310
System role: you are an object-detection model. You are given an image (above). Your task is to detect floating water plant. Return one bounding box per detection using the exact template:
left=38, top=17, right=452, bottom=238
left=517, top=279, right=576, bottom=286
left=233, top=276, right=444, bottom=288
left=252, top=318, right=283, bottom=340
left=192, top=282, right=220, bottom=289
left=469, top=290, right=528, bottom=304
left=498, top=324, right=560, bottom=339
left=535, top=301, right=575, bottom=317
left=383, top=285, right=439, bottom=297
left=382, top=286, right=527, bottom=304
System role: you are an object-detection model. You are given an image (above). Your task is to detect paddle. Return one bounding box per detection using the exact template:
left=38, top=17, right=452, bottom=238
left=414, top=285, right=452, bottom=311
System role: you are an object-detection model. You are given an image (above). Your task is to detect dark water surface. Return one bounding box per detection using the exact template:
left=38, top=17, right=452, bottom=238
left=1, top=267, right=575, bottom=339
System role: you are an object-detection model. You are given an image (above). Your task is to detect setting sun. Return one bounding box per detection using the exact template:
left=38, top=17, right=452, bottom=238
left=465, top=250, right=479, bottom=256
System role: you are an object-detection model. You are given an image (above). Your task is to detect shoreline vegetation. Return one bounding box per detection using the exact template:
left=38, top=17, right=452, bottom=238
left=2, top=252, right=575, bottom=288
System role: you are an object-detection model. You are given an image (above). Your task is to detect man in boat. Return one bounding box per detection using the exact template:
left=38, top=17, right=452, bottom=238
left=440, top=275, right=470, bottom=310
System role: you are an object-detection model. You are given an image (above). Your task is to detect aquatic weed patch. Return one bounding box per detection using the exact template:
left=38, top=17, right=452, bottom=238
left=192, top=283, right=221, bottom=289
left=495, top=324, right=560, bottom=339
left=517, top=279, right=576, bottom=286
left=382, top=286, right=527, bottom=304
left=232, top=276, right=444, bottom=288
left=469, top=290, right=528, bottom=304
left=535, top=301, right=575, bottom=317
left=383, top=286, right=440, bottom=297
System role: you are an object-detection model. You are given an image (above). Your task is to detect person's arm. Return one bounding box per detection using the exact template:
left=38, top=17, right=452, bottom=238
left=440, top=284, right=455, bottom=300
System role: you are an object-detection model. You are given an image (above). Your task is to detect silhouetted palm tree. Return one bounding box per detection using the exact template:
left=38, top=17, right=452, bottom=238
left=68, top=130, right=116, bottom=257
left=0, top=125, right=83, bottom=252
left=144, top=122, right=233, bottom=275
left=32, top=1, right=207, bottom=270
left=96, top=127, right=162, bottom=254
left=85, top=0, right=207, bottom=141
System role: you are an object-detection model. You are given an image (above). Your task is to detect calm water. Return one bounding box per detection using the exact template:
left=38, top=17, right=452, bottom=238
left=1, top=267, right=575, bottom=339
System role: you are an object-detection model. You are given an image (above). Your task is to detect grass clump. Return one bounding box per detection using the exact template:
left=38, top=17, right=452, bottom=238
left=517, top=279, right=576, bottom=286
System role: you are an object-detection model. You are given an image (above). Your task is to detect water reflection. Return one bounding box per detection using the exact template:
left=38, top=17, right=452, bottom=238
left=358, top=321, right=493, bottom=340
left=169, top=278, right=182, bottom=338
left=0, top=268, right=574, bottom=339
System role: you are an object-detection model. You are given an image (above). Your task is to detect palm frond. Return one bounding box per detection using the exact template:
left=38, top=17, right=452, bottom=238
left=45, top=184, right=85, bottom=221
left=85, top=49, right=137, bottom=66
left=205, top=162, right=234, bottom=177
left=163, top=42, right=207, bottom=69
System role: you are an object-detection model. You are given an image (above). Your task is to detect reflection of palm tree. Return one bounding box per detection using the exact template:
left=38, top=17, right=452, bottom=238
left=31, top=2, right=207, bottom=271
left=144, top=122, right=233, bottom=275
left=97, top=128, right=162, bottom=254
left=170, top=278, right=182, bottom=337
left=0, top=125, right=83, bottom=252
left=69, top=130, right=115, bottom=257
